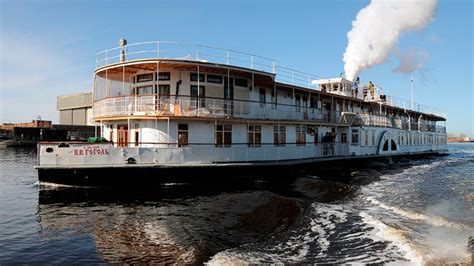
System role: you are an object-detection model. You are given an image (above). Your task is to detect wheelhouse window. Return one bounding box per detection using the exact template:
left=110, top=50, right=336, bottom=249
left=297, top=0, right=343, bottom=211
left=351, top=129, right=359, bottom=145
left=216, top=125, right=232, bottom=147
left=235, top=78, right=248, bottom=87
left=137, top=85, right=153, bottom=95
left=296, top=125, right=306, bottom=146
left=137, top=73, right=154, bottom=83
left=156, top=72, right=170, bottom=81
left=191, top=73, right=205, bottom=82
left=207, top=74, right=223, bottom=84
left=248, top=125, right=261, bottom=147
left=178, top=124, right=188, bottom=147
left=274, top=126, right=286, bottom=147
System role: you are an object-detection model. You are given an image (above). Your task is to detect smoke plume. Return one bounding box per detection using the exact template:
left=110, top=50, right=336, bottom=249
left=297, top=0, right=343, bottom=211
left=343, top=0, right=437, bottom=81
left=393, top=48, right=428, bottom=74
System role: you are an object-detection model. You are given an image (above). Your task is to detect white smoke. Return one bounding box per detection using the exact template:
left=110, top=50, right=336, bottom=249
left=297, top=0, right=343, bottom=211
left=343, top=0, right=438, bottom=81
left=393, top=48, right=428, bottom=74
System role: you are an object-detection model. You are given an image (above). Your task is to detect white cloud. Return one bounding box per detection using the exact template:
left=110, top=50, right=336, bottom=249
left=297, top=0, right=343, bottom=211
left=0, top=30, right=92, bottom=123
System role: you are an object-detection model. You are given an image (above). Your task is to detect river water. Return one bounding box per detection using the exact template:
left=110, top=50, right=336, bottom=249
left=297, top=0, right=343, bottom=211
left=0, top=144, right=472, bottom=264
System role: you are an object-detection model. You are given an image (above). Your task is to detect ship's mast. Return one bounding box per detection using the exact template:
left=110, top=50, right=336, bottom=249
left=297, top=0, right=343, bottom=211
left=410, top=76, right=414, bottom=110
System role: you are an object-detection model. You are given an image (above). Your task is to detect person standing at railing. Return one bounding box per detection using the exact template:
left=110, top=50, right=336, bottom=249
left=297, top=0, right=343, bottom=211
left=368, top=81, right=375, bottom=99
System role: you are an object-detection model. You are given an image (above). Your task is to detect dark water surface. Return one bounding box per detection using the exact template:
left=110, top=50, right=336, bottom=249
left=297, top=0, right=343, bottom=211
left=0, top=144, right=473, bottom=264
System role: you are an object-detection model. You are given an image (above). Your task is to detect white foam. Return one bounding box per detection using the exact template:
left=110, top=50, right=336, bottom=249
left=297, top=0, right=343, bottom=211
left=366, top=197, right=470, bottom=231
left=360, top=211, right=424, bottom=264
left=37, top=181, right=97, bottom=188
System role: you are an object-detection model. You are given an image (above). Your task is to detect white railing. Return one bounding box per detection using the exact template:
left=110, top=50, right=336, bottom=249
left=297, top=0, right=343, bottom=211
left=38, top=142, right=352, bottom=166
left=93, top=95, right=340, bottom=123
left=96, top=41, right=446, bottom=119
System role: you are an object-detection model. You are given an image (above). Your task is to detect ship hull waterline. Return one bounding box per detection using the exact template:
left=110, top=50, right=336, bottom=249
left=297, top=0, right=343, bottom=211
left=36, top=151, right=446, bottom=187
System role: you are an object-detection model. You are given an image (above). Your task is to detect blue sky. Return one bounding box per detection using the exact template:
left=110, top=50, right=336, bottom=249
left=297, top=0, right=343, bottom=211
left=1, top=0, right=472, bottom=136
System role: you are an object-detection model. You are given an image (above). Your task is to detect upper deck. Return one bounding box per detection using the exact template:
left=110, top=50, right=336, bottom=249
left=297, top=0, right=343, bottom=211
left=93, top=41, right=446, bottom=127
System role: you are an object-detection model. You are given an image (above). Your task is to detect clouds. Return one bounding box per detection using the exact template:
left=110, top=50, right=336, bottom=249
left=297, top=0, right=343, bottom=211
left=0, top=30, right=91, bottom=123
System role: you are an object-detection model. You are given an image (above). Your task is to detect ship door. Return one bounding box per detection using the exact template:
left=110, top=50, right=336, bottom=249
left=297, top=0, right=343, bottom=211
left=117, top=125, right=129, bottom=147
left=224, top=77, right=234, bottom=115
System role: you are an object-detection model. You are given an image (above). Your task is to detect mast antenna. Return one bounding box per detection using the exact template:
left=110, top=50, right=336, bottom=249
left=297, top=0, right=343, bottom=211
left=410, top=76, right=414, bottom=110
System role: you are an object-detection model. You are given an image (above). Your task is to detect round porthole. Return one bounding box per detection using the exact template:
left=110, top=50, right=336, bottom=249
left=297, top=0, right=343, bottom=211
left=46, top=147, right=54, bottom=153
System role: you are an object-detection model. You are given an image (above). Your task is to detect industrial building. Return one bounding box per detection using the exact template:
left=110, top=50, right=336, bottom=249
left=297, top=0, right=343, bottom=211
left=57, top=92, right=93, bottom=126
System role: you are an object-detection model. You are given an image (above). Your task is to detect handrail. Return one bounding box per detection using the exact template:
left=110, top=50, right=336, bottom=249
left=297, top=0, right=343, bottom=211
left=92, top=95, right=445, bottom=133
left=95, top=41, right=446, bottom=119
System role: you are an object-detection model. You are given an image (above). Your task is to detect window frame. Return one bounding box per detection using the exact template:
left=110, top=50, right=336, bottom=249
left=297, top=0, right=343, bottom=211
left=178, top=124, right=189, bottom=147
left=247, top=125, right=262, bottom=147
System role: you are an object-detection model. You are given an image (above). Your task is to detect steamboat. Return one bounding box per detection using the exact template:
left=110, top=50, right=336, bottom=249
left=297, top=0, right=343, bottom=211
left=36, top=40, right=447, bottom=186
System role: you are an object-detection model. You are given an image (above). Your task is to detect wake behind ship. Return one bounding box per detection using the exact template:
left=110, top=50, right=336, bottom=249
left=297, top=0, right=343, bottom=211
left=36, top=40, right=447, bottom=186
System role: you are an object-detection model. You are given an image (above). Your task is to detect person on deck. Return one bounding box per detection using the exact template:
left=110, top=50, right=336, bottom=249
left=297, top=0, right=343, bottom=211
left=368, top=81, right=375, bottom=99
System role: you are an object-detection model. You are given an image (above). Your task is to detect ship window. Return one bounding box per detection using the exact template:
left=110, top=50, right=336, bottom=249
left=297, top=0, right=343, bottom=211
left=351, top=129, right=359, bottom=145
left=372, top=130, right=376, bottom=146
left=216, top=125, right=232, bottom=147
left=364, top=130, right=369, bottom=146
left=137, top=73, right=154, bottom=83
left=207, top=74, right=223, bottom=84
left=248, top=125, right=261, bottom=147
left=137, top=85, right=153, bottom=95
left=178, top=124, right=188, bottom=147
left=383, top=140, right=389, bottom=151
left=295, top=95, right=301, bottom=112
left=259, top=89, right=266, bottom=108
left=271, top=89, right=277, bottom=109
left=314, top=127, right=319, bottom=145
left=296, top=125, right=306, bottom=146
left=134, top=131, right=139, bottom=146
left=109, top=129, right=114, bottom=143
left=341, top=133, right=347, bottom=143
left=156, top=72, right=170, bottom=81
left=235, top=78, right=248, bottom=87
left=191, top=73, right=205, bottom=82
left=191, top=85, right=205, bottom=108
left=274, top=126, right=286, bottom=147
left=391, top=140, right=397, bottom=150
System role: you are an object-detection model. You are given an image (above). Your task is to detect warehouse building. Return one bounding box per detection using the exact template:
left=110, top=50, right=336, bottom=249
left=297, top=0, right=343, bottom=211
left=57, top=92, right=93, bottom=126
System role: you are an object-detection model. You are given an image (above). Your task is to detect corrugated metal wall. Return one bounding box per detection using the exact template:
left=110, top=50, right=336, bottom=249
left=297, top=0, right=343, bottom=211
left=59, top=110, right=72, bottom=125
left=72, top=109, right=86, bottom=125
left=57, top=92, right=93, bottom=111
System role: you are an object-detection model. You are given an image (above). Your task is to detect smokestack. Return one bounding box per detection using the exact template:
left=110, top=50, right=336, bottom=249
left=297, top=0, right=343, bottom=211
left=343, top=0, right=438, bottom=81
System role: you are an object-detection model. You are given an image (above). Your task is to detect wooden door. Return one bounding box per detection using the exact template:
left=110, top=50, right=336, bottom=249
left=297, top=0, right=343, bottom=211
left=117, top=125, right=128, bottom=147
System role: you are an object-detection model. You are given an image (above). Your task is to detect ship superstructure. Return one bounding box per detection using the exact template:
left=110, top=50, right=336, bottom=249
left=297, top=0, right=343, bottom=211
left=36, top=40, right=447, bottom=185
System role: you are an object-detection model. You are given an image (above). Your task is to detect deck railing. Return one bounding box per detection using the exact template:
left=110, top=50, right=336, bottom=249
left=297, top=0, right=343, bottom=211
left=96, top=41, right=446, bottom=119
left=93, top=95, right=445, bottom=133
left=38, top=142, right=352, bottom=166
left=93, top=95, right=341, bottom=123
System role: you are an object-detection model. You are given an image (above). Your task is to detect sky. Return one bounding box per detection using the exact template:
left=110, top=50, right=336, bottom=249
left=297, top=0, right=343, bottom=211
left=1, top=0, right=473, bottom=137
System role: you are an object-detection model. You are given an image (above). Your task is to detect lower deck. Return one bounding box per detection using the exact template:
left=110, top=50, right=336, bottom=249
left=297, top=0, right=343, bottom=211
left=37, top=119, right=447, bottom=186
left=37, top=150, right=447, bottom=187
